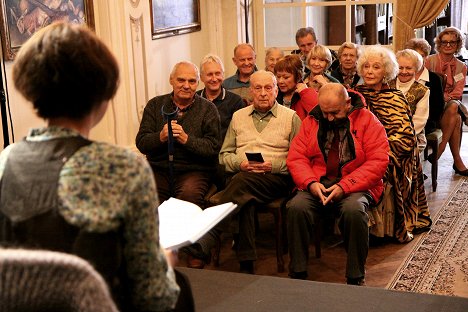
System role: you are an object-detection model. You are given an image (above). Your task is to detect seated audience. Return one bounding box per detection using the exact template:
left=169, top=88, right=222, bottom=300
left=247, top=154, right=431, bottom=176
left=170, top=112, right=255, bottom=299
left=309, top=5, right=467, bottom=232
left=197, top=54, right=245, bottom=140
left=425, top=27, right=468, bottom=175
left=0, top=22, right=181, bottom=311
left=264, top=47, right=285, bottom=72
left=223, top=43, right=258, bottom=104
left=304, top=45, right=340, bottom=91
left=355, top=46, right=432, bottom=243
left=389, top=49, right=430, bottom=151
left=184, top=70, right=301, bottom=274
left=136, top=61, right=221, bottom=208
left=274, top=54, right=318, bottom=120
left=286, top=83, right=389, bottom=285
left=330, top=42, right=362, bottom=89
left=405, top=38, right=445, bottom=137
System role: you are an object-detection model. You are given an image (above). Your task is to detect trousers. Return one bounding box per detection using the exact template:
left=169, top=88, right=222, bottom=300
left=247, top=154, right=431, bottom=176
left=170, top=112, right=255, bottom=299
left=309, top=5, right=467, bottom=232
left=197, top=172, right=293, bottom=262
left=286, top=190, right=371, bottom=279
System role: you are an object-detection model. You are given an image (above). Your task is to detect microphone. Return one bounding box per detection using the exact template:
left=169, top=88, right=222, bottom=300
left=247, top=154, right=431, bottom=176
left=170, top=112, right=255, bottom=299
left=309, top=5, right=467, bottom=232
left=161, top=103, right=179, bottom=196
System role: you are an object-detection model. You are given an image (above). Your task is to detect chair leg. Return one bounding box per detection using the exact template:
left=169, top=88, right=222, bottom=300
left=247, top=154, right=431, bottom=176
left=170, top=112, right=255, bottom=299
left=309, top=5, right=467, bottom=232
left=314, top=216, right=322, bottom=259
left=272, top=208, right=285, bottom=273
left=213, top=236, right=221, bottom=267
left=431, top=141, right=438, bottom=192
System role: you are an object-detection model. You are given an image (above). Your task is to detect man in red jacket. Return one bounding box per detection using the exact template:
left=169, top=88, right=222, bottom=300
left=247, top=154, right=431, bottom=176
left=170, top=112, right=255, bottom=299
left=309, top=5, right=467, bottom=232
left=286, top=83, right=389, bottom=285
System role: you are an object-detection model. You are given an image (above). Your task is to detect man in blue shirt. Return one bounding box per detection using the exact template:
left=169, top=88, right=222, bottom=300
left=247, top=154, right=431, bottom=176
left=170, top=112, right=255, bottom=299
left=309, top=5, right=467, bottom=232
left=223, top=43, right=257, bottom=105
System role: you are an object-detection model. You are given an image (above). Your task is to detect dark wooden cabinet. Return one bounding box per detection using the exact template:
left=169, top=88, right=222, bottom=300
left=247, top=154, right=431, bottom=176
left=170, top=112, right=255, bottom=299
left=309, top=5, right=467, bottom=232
left=424, top=3, right=451, bottom=53
left=351, top=3, right=393, bottom=45
left=326, top=3, right=393, bottom=46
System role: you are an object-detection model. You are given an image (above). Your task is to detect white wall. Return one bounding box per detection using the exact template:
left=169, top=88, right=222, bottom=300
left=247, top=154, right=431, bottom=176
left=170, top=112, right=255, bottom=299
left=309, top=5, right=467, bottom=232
left=0, top=0, right=240, bottom=149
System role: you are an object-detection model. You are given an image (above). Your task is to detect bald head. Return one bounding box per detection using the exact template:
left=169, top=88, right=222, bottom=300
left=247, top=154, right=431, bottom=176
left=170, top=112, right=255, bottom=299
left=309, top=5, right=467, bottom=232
left=319, top=83, right=348, bottom=103
left=318, top=83, right=351, bottom=123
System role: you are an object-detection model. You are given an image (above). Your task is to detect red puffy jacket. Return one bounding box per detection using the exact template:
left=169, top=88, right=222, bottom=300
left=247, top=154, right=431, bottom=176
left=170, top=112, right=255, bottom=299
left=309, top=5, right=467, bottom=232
left=287, top=91, right=389, bottom=202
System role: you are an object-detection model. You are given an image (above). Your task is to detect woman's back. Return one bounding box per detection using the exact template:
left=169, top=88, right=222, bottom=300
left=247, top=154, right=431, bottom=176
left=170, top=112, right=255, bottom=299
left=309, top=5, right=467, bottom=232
left=0, top=126, right=180, bottom=311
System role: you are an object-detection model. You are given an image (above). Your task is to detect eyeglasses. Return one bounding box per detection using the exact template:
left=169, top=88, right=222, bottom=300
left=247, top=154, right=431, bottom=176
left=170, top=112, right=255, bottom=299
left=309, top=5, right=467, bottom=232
left=440, top=40, right=459, bottom=46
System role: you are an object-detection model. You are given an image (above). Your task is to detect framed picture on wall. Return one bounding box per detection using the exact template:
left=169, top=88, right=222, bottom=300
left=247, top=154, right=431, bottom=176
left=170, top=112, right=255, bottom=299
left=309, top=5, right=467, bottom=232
left=0, top=0, right=95, bottom=61
left=150, top=0, right=201, bottom=39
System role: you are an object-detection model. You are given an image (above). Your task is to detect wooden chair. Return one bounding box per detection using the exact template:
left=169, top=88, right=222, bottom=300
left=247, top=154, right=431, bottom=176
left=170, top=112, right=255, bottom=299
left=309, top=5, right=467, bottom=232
left=208, top=190, right=323, bottom=273
left=423, top=72, right=446, bottom=192
left=424, top=129, right=443, bottom=191
left=207, top=191, right=290, bottom=273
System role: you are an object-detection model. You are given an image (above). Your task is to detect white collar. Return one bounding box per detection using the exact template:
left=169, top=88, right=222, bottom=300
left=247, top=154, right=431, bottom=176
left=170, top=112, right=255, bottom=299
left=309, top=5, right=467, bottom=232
left=417, top=67, right=430, bottom=85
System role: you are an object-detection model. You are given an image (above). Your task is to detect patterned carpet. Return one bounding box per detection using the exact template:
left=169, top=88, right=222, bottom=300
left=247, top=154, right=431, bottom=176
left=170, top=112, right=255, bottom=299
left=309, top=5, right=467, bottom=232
left=387, top=178, right=468, bottom=297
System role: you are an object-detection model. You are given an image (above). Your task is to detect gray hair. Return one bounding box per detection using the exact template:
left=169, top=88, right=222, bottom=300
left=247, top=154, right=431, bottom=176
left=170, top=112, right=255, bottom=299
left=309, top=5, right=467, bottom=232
left=200, top=54, right=225, bottom=75
left=265, top=47, right=284, bottom=59
left=395, top=49, right=423, bottom=72
left=337, top=42, right=360, bottom=59
left=250, top=69, right=277, bottom=86
left=356, top=45, right=398, bottom=81
left=170, top=61, right=200, bottom=81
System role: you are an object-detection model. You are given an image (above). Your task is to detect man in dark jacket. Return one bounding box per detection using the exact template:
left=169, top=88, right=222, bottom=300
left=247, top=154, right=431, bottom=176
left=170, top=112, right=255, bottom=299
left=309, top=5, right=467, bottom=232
left=136, top=61, right=221, bottom=208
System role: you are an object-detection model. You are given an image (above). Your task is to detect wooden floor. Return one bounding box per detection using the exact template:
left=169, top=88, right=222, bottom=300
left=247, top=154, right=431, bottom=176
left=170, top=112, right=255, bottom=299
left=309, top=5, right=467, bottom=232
left=181, top=95, right=468, bottom=289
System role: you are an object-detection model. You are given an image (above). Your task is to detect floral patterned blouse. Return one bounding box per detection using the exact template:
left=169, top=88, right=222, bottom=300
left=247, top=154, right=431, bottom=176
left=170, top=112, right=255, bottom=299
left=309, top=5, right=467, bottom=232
left=0, top=127, right=180, bottom=311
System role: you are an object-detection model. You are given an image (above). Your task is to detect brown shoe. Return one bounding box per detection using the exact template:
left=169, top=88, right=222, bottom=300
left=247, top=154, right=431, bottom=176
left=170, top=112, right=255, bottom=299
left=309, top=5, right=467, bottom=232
left=187, top=254, right=206, bottom=269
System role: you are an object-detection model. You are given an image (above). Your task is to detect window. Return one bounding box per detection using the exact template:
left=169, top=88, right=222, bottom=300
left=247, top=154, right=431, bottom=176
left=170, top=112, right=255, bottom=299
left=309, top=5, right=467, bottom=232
left=253, top=0, right=394, bottom=62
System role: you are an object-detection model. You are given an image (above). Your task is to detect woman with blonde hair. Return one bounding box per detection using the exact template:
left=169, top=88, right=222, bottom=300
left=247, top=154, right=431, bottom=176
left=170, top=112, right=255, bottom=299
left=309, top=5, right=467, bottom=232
left=355, top=45, right=431, bottom=243
left=304, top=44, right=339, bottom=91
left=425, top=26, right=468, bottom=175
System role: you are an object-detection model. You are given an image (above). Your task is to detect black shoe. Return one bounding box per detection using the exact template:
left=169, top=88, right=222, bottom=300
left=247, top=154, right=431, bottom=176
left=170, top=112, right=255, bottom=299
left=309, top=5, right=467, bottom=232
left=239, top=260, right=254, bottom=274
left=346, top=276, right=366, bottom=286
left=289, top=271, right=308, bottom=280
left=453, top=164, right=468, bottom=176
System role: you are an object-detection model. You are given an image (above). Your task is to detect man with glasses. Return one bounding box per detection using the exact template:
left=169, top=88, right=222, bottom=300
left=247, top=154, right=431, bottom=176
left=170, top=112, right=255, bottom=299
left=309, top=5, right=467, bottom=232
left=183, top=70, right=301, bottom=273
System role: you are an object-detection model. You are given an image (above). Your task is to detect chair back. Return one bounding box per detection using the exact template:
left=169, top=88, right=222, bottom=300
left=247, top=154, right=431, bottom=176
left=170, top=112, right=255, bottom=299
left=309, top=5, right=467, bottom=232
left=0, top=248, right=118, bottom=312
left=433, top=72, right=447, bottom=91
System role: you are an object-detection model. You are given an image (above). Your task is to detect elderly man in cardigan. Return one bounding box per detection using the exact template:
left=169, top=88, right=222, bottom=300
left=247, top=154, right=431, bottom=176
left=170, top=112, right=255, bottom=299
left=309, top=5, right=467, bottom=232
left=184, top=70, right=301, bottom=273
